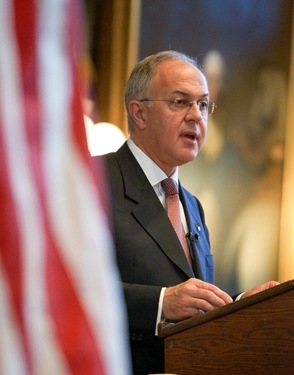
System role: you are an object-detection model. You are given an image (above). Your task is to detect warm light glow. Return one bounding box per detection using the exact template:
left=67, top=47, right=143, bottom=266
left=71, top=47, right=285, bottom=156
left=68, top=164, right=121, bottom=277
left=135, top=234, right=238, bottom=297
left=84, top=117, right=126, bottom=156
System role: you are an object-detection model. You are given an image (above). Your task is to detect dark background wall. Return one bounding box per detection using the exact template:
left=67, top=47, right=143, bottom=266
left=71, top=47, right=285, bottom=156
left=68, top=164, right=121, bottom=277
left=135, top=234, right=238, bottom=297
left=139, top=0, right=293, bottom=294
left=139, top=0, right=292, bottom=129
left=84, top=0, right=293, bottom=294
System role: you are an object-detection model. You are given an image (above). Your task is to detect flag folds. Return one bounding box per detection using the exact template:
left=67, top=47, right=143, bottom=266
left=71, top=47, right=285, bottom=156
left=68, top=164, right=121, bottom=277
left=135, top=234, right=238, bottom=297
left=0, top=0, right=130, bottom=374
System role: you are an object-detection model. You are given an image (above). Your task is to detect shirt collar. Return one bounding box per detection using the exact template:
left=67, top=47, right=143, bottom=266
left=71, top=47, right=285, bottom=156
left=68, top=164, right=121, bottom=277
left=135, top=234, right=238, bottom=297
left=127, top=138, right=179, bottom=187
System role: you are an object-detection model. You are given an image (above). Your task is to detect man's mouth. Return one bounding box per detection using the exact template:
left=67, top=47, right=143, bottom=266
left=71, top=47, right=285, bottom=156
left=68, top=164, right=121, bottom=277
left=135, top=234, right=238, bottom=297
left=183, top=130, right=198, bottom=141
left=184, top=134, right=196, bottom=140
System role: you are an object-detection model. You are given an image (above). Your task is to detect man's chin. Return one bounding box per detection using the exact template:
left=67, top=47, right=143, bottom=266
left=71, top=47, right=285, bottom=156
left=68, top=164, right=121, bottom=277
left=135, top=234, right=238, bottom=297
left=178, top=151, right=198, bottom=166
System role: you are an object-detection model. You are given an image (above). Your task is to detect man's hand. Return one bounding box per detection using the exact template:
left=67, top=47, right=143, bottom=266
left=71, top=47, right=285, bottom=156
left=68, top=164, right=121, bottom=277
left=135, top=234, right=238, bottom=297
left=240, top=281, right=280, bottom=300
left=162, top=278, right=233, bottom=321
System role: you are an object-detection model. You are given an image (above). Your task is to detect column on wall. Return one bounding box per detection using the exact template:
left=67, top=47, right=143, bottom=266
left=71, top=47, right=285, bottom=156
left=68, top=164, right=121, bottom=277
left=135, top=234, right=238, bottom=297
left=279, top=6, right=294, bottom=281
left=94, top=0, right=141, bottom=134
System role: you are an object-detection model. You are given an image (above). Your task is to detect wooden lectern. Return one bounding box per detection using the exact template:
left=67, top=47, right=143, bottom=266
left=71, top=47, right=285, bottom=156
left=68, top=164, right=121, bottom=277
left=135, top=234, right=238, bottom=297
left=158, top=280, right=294, bottom=375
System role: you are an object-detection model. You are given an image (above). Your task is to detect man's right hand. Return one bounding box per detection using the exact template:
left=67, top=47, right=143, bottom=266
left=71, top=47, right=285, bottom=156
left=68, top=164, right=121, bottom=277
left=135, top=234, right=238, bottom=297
left=162, top=278, right=233, bottom=321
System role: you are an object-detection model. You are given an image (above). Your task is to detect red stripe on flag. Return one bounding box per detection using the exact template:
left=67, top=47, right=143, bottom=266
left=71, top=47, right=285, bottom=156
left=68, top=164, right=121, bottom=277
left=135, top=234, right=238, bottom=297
left=45, top=231, right=106, bottom=374
left=67, top=0, right=110, bottom=222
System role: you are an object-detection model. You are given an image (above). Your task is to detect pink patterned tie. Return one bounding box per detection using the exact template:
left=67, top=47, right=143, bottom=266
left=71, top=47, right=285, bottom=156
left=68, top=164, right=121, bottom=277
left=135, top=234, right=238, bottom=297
left=161, top=178, right=191, bottom=265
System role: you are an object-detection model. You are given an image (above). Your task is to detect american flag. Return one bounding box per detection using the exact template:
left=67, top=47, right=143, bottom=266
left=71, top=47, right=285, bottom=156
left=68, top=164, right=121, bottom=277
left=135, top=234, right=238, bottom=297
left=0, top=0, right=131, bottom=374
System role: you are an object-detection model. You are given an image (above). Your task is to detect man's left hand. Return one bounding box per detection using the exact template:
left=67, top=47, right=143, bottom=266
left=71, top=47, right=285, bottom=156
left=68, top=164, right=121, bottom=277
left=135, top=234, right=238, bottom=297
left=240, top=281, right=280, bottom=299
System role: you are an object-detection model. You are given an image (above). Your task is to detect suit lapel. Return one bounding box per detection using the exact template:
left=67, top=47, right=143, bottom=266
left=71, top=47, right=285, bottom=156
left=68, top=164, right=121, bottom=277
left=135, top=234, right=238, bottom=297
left=116, top=143, right=194, bottom=278
left=133, top=186, right=194, bottom=278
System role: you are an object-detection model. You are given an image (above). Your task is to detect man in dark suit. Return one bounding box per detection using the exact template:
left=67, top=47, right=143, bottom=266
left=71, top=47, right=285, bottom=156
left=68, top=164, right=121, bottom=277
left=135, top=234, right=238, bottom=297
left=103, top=51, right=278, bottom=375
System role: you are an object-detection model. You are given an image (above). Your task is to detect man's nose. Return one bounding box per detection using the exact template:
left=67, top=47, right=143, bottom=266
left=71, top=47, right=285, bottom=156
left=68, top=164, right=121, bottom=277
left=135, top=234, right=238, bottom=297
left=185, top=102, right=203, bottom=121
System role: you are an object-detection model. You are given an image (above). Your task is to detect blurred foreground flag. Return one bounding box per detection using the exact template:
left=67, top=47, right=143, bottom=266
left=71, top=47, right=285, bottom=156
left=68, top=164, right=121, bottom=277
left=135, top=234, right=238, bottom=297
left=0, top=0, right=131, bottom=374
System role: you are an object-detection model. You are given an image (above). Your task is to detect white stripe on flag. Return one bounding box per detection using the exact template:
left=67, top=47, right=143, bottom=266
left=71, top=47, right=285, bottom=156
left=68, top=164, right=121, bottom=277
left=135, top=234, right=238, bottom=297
left=0, top=265, right=27, bottom=374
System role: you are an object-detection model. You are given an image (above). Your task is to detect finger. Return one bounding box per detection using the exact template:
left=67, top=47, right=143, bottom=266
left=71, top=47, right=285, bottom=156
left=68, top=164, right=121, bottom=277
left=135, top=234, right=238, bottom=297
left=242, top=280, right=280, bottom=298
left=189, top=294, right=226, bottom=312
left=192, top=279, right=233, bottom=305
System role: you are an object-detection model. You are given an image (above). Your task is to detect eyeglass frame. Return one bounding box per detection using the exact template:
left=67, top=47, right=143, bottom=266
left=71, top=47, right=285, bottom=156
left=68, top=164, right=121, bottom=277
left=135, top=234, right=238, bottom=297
left=138, top=98, right=217, bottom=115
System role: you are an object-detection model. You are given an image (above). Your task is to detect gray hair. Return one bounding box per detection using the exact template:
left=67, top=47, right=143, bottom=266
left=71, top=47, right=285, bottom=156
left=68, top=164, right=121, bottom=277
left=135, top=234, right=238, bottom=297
left=124, top=50, right=202, bottom=133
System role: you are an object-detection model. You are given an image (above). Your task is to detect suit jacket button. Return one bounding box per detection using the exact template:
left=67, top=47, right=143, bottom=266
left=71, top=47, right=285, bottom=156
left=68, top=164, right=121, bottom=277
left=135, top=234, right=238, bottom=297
left=138, top=333, right=143, bottom=341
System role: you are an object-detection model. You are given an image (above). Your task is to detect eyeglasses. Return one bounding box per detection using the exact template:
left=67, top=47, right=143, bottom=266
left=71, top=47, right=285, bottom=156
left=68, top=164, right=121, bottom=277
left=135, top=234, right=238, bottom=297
left=139, top=98, right=217, bottom=116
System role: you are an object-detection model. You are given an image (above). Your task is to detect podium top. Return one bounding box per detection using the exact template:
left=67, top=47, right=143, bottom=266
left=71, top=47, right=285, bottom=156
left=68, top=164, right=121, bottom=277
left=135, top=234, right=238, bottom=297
left=158, top=279, right=294, bottom=338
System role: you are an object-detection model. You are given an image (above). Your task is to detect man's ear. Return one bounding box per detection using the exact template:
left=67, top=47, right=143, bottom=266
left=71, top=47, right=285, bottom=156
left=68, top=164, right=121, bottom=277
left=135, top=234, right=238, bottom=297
left=129, top=100, right=146, bottom=129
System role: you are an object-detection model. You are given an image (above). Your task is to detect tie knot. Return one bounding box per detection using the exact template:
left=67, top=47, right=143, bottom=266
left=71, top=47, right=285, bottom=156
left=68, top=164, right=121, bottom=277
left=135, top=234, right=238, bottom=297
left=161, top=178, right=178, bottom=197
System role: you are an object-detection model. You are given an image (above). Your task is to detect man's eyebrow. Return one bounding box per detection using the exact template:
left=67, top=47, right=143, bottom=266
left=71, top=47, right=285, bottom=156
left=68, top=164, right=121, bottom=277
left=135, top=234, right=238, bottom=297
left=200, top=93, right=210, bottom=100
left=172, top=90, right=210, bottom=99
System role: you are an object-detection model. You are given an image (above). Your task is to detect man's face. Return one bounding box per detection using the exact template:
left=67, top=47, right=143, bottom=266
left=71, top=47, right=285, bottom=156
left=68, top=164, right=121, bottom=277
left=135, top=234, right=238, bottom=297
left=137, top=60, right=209, bottom=175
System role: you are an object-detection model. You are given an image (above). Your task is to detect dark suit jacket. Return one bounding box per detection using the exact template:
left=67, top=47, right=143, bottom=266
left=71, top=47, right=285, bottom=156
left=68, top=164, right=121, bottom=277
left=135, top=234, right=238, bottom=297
left=103, top=142, right=214, bottom=375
